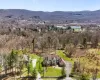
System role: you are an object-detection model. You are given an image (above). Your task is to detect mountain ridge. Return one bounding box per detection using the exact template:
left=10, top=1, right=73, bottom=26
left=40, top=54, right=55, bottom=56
left=0, top=9, right=100, bottom=23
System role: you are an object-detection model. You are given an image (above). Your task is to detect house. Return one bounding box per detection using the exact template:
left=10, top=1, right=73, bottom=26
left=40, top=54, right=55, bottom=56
left=55, top=25, right=67, bottom=30
left=56, top=26, right=66, bottom=29
left=42, top=54, right=65, bottom=67
left=70, top=26, right=82, bottom=32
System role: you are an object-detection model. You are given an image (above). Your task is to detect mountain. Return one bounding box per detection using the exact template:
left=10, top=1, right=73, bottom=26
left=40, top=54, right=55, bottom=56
left=0, top=9, right=100, bottom=23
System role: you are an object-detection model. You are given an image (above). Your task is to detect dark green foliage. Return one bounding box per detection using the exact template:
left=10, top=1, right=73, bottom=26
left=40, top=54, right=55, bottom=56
left=32, top=69, right=37, bottom=78
left=62, top=67, right=66, bottom=76
left=29, top=60, right=33, bottom=73
left=7, top=49, right=18, bottom=68
left=82, top=37, right=87, bottom=48
left=67, top=26, right=71, bottom=30
left=78, top=74, right=89, bottom=80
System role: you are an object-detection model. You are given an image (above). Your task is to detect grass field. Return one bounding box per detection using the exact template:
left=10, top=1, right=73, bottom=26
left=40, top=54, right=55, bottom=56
left=43, top=67, right=63, bottom=77
left=21, top=54, right=43, bottom=76
left=56, top=50, right=74, bottom=64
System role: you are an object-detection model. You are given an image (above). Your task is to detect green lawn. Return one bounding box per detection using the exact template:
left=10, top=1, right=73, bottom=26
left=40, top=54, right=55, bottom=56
left=29, top=54, right=43, bottom=72
left=22, top=53, right=66, bottom=77
left=29, top=54, right=65, bottom=77
left=43, top=67, right=64, bottom=77
left=56, top=50, right=74, bottom=64
left=22, top=54, right=43, bottom=76
left=30, top=54, right=40, bottom=59
left=36, top=57, right=43, bottom=73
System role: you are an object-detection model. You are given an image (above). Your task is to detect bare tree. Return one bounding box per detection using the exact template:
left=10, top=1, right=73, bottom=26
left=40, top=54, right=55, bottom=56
left=65, top=44, right=76, bottom=58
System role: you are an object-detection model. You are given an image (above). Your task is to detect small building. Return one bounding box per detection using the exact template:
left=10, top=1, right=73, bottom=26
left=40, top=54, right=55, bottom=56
left=70, top=26, right=82, bottom=32
left=55, top=25, right=67, bottom=30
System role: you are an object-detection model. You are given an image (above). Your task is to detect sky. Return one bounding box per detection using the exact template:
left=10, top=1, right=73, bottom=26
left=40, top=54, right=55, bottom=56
left=0, top=0, right=100, bottom=11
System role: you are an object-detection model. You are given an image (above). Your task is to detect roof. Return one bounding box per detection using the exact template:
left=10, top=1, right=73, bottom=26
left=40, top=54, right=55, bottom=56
left=70, top=26, right=81, bottom=29
left=56, top=26, right=66, bottom=29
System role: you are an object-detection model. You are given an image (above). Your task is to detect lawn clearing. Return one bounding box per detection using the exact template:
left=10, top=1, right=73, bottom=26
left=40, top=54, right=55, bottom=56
left=30, top=54, right=40, bottom=59
left=43, top=67, right=63, bottom=77
left=56, top=50, right=74, bottom=64
left=21, top=54, right=43, bottom=77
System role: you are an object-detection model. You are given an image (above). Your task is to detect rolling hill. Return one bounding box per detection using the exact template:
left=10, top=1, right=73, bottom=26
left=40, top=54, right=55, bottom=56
left=0, top=9, right=100, bottom=23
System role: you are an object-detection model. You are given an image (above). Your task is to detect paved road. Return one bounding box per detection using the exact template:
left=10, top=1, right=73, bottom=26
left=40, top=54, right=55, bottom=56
left=65, top=61, right=72, bottom=77
left=62, top=59, right=73, bottom=80
left=32, top=59, right=37, bottom=68
left=32, top=59, right=42, bottom=80
left=36, top=72, right=42, bottom=80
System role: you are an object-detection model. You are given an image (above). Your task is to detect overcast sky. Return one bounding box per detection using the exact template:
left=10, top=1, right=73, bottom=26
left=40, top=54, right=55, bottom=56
left=0, top=0, right=100, bottom=11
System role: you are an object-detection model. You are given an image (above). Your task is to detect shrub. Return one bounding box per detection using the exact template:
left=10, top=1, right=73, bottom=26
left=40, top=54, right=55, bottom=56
left=32, top=69, right=37, bottom=78
left=78, top=74, right=89, bottom=80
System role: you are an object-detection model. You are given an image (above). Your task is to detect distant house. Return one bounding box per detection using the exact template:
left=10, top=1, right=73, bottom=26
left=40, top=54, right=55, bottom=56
left=55, top=26, right=67, bottom=29
left=38, top=21, right=45, bottom=25
left=70, top=26, right=82, bottom=32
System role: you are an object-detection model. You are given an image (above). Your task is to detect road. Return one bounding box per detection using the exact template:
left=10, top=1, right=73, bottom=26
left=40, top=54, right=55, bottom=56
left=32, top=59, right=42, bottom=80
left=62, top=59, right=73, bottom=80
